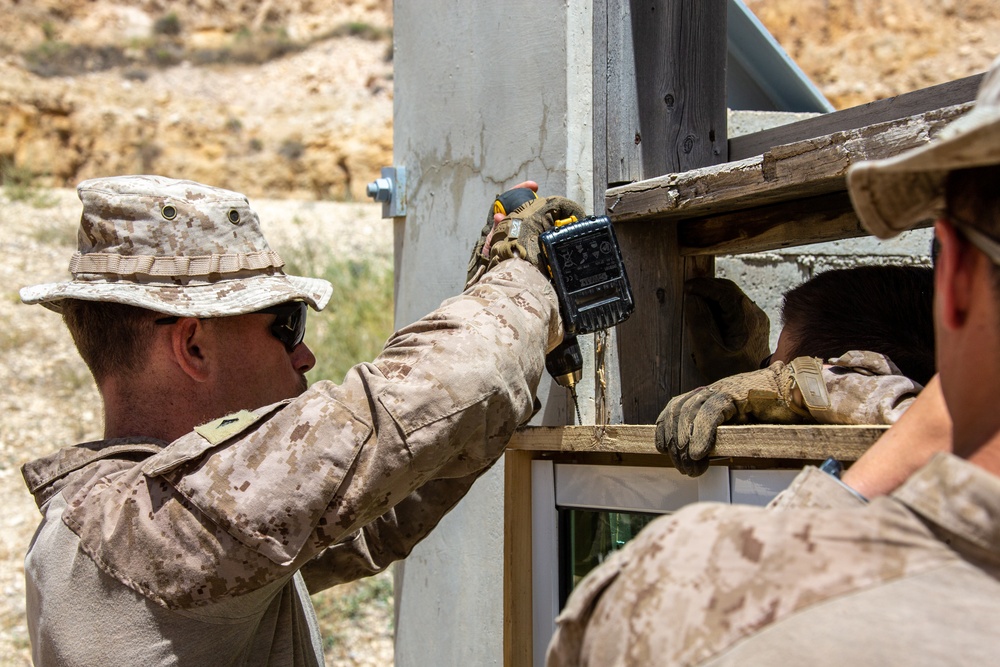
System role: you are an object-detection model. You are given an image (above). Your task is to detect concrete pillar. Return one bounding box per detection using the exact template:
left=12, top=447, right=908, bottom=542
left=391, top=2, right=593, bottom=664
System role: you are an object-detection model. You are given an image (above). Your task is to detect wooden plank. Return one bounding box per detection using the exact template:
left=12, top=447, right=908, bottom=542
left=677, top=191, right=862, bottom=256
left=606, top=101, right=973, bottom=225
left=730, top=73, right=984, bottom=160
left=678, top=192, right=933, bottom=257
left=616, top=225, right=686, bottom=422
left=628, top=0, right=729, bottom=176
left=503, top=449, right=534, bottom=667
left=508, top=424, right=887, bottom=461
left=612, top=0, right=727, bottom=424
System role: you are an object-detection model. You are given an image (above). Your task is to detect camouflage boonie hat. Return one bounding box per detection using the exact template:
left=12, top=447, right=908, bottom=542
left=19, top=175, right=332, bottom=317
left=848, top=54, right=1000, bottom=239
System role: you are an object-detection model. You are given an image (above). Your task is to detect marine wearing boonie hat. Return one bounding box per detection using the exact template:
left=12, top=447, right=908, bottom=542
left=19, top=175, right=332, bottom=317
left=848, top=54, right=1000, bottom=239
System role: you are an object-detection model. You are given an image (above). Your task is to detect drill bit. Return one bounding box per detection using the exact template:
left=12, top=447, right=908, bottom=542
left=569, top=386, right=582, bottom=425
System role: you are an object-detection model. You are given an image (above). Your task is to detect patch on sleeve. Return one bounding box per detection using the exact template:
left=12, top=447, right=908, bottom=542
left=194, top=410, right=261, bottom=445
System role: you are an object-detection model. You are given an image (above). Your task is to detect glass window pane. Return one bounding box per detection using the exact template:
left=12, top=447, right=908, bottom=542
left=559, top=508, right=660, bottom=607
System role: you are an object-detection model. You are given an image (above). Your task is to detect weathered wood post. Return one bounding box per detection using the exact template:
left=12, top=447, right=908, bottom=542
left=596, top=0, right=728, bottom=423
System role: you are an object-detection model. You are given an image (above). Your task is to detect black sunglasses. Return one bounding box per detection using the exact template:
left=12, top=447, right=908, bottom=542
left=155, top=301, right=308, bottom=352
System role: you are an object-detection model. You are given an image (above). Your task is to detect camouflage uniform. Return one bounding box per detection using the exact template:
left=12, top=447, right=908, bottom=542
left=19, top=176, right=564, bottom=665
left=547, top=453, right=1000, bottom=665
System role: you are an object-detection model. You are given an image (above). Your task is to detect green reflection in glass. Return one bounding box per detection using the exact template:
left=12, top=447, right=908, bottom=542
left=561, top=509, right=660, bottom=597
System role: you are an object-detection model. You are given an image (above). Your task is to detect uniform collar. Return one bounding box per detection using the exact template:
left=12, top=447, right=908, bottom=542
left=22, top=438, right=167, bottom=510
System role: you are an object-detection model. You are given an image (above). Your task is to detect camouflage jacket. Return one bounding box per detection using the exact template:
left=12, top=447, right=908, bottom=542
left=547, top=453, right=1000, bottom=666
left=22, top=259, right=561, bottom=667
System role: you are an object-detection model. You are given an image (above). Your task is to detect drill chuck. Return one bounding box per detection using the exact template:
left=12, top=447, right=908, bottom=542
left=545, top=335, right=583, bottom=389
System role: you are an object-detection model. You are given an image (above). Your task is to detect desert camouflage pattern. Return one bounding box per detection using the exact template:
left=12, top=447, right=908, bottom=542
left=466, top=195, right=586, bottom=287
left=19, top=175, right=332, bottom=317
left=548, top=453, right=1000, bottom=666
left=658, top=351, right=922, bottom=476
left=817, top=350, right=922, bottom=424
left=22, top=259, right=560, bottom=665
left=767, top=463, right=868, bottom=509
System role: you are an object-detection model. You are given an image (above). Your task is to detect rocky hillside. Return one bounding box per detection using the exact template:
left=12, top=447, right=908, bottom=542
left=0, top=0, right=394, bottom=201
left=0, top=0, right=1000, bottom=206
left=745, top=0, right=1000, bottom=108
left=2, top=0, right=999, bottom=204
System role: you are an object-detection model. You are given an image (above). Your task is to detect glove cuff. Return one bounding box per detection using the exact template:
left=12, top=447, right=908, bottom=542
left=789, top=356, right=831, bottom=413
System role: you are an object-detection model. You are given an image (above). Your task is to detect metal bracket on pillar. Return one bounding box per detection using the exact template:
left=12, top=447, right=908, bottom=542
left=366, top=166, right=407, bottom=218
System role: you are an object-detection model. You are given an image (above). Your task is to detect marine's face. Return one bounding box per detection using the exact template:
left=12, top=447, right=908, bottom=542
left=209, top=309, right=317, bottom=411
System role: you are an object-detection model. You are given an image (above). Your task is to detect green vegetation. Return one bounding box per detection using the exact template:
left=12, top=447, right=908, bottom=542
left=28, top=221, right=77, bottom=246
left=191, top=26, right=302, bottom=66
left=280, top=241, right=394, bottom=385
left=21, top=14, right=392, bottom=78
left=23, top=41, right=130, bottom=77
left=277, top=138, right=306, bottom=162
left=311, top=573, right=394, bottom=653
left=323, top=22, right=392, bottom=42
left=1, top=158, right=57, bottom=208
left=152, top=12, right=182, bottom=37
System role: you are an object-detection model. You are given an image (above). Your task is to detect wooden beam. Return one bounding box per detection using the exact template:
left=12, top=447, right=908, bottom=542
left=507, top=424, right=886, bottom=461
left=677, top=191, right=933, bottom=257
left=503, top=449, right=534, bottom=667
left=610, top=0, right=727, bottom=424
left=675, top=191, right=878, bottom=256
left=730, top=73, right=984, bottom=161
left=606, top=101, right=972, bottom=224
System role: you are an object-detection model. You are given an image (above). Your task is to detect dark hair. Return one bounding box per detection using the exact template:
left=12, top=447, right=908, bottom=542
left=61, top=299, right=158, bottom=384
left=945, top=163, right=1000, bottom=294
left=780, top=265, right=935, bottom=385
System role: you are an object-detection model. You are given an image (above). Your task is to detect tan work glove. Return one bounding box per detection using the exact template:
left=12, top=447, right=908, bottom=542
left=684, top=277, right=771, bottom=384
left=466, top=195, right=586, bottom=287
left=656, top=357, right=830, bottom=477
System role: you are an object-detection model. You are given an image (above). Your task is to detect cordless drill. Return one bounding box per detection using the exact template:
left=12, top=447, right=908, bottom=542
left=493, top=188, right=634, bottom=423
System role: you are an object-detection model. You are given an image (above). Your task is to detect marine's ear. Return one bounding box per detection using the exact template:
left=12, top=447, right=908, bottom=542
left=167, top=317, right=212, bottom=383
left=934, top=219, right=976, bottom=332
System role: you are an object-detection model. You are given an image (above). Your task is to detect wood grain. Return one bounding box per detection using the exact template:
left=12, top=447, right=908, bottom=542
left=508, top=424, right=887, bottom=461
left=606, top=102, right=973, bottom=224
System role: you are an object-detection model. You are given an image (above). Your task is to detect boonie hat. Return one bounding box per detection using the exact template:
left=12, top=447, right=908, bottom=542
left=848, top=54, right=1000, bottom=239
left=20, top=175, right=332, bottom=317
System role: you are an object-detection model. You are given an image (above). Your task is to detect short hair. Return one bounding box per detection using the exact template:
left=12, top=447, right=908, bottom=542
left=944, top=163, right=1000, bottom=295
left=781, top=265, right=935, bottom=385
left=61, top=299, right=158, bottom=384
